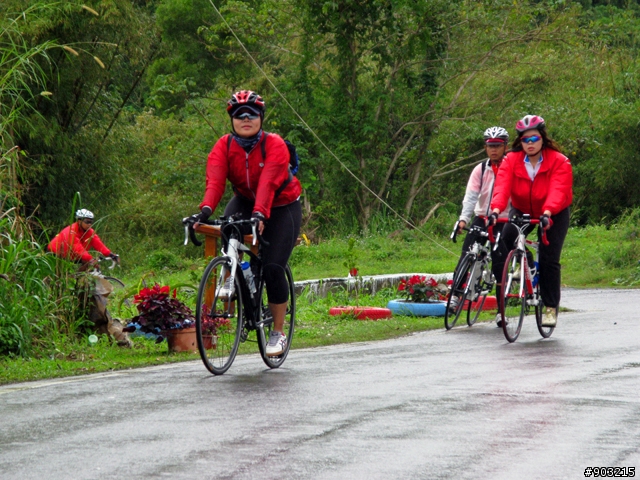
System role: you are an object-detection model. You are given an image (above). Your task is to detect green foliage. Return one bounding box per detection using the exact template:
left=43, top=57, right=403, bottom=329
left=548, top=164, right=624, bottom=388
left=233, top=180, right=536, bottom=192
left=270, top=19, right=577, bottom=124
left=0, top=220, right=84, bottom=356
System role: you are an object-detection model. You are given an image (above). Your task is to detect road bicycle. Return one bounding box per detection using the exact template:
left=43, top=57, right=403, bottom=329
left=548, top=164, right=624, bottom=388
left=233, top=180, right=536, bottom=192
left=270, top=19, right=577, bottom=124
left=493, top=215, right=553, bottom=343
left=445, top=221, right=495, bottom=330
left=183, top=215, right=295, bottom=375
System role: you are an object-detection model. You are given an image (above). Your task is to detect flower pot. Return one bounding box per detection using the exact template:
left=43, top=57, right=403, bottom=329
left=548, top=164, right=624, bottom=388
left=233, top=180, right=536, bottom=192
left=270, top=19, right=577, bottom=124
left=164, top=327, right=199, bottom=353
left=328, top=306, right=392, bottom=320
left=202, top=334, right=216, bottom=350
left=386, top=299, right=447, bottom=317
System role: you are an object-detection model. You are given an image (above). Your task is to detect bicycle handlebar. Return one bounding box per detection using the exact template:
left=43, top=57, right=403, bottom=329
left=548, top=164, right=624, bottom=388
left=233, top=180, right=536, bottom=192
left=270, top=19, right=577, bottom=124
left=98, top=256, right=117, bottom=270
left=451, top=219, right=490, bottom=244
left=182, top=215, right=270, bottom=249
left=487, top=216, right=549, bottom=246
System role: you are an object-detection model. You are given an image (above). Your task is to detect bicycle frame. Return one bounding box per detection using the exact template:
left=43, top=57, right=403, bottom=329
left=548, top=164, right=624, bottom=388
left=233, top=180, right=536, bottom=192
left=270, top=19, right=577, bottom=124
left=185, top=214, right=295, bottom=374
left=504, top=222, right=539, bottom=306
left=495, top=214, right=551, bottom=342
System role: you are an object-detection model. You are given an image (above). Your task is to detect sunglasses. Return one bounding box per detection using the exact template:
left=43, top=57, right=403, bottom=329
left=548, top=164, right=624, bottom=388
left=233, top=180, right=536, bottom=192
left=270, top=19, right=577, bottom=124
left=81, top=219, right=93, bottom=224
left=521, top=135, right=541, bottom=144
left=233, top=112, right=260, bottom=121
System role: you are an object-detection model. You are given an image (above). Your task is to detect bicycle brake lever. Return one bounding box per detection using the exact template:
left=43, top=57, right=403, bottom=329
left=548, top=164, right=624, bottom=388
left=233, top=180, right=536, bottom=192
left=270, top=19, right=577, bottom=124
left=184, top=224, right=190, bottom=246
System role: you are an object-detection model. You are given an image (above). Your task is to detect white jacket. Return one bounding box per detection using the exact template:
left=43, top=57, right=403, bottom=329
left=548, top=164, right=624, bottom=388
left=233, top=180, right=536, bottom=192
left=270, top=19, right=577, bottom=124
left=459, top=159, right=510, bottom=223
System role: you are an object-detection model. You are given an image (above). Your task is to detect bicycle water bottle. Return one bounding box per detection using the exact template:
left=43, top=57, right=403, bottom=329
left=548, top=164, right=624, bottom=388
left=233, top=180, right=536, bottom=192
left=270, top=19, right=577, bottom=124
left=531, top=261, right=539, bottom=287
left=241, top=261, right=256, bottom=294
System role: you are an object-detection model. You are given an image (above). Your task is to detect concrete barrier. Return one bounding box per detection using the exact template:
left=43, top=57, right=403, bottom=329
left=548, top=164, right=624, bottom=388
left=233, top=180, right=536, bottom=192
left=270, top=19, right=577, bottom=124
left=294, top=272, right=453, bottom=298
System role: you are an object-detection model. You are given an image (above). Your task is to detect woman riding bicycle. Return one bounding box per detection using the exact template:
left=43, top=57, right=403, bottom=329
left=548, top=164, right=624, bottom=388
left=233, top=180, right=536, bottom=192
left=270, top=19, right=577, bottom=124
left=489, top=115, right=573, bottom=327
left=196, top=90, right=302, bottom=356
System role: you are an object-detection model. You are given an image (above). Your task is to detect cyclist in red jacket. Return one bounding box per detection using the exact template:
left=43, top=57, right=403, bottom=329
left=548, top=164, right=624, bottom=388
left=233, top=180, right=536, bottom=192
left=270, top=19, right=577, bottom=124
left=48, top=209, right=119, bottom=269
left=489, top=115, right=573, bottom=327
left=196, top=90, right=301, bottom=357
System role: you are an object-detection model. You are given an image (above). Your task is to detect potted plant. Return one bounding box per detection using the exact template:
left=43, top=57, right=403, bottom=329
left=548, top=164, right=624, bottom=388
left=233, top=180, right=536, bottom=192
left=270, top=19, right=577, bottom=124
left=198, top=305, right=233, bottom=349
left=387, top=275, right=450, bottom=316
left=129, top=283, right=199, bottom=352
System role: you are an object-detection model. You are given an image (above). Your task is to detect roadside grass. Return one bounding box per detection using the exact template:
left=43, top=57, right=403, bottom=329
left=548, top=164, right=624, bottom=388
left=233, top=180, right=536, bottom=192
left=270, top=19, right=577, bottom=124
left=2, top=220, right=639, bottom=385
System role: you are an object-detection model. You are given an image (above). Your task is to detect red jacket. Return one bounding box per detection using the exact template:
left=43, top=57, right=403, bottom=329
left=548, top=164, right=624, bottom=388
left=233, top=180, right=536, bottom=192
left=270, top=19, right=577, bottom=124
left=491, top=148, right=573, bottom=218
left=200, top=132, right=302, bottom=219
left=47, top=223, right=111, bottom=263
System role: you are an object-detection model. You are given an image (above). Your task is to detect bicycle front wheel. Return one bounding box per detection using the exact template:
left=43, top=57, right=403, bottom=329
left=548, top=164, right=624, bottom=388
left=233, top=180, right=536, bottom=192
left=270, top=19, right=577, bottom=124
left=501, top=249, right=526, bottom=343
left=445, top=254, right=473, bottom=330
left=535, top=284, right=555, bottom=338
left=258, top=264, right=295, bottom=368
left=468, top=292, right=487, bottom=327
left=196, top=257, right=243, bottom=375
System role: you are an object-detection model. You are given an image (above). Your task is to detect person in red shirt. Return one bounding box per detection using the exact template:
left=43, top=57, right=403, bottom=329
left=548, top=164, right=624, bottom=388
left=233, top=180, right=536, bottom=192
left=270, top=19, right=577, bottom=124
left=196, top=90, right=301, bottom=357
left=489, top=115, right=573, bottom=327
left=48, top=209, right=119, bottom=269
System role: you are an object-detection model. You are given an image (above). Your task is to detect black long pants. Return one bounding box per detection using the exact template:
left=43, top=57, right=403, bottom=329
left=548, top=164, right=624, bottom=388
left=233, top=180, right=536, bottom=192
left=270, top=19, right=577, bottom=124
left=224, top=196, right=301, bottom=304
left=499, top=207, right=570, bottom=309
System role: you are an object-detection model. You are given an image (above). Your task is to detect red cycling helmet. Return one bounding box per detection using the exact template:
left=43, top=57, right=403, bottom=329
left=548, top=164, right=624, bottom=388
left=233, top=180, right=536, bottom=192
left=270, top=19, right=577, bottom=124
left=515, top=114, right=545, bottom=133
left=227, top=90, right=265, bottom=117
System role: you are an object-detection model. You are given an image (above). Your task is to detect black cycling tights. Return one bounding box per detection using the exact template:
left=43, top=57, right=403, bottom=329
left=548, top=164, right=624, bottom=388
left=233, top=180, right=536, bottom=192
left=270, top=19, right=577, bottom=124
left=224, top=196, right=301, bottom=304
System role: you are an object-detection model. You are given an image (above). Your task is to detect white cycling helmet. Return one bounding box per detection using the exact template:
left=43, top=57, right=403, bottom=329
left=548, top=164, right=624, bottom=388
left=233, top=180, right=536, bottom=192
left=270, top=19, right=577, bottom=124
left=75, top=209, right=94, bottom=220
left=483, top=126, right=509, bottom=143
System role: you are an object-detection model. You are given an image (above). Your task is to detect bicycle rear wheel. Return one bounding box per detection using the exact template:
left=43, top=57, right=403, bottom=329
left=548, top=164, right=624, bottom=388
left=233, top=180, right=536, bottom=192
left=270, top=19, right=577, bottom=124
left=196, top=257, right=243, bottom=375
left=258, top=264, right=295, bottom=368
left=535, top=284, right=555, bottom=338
left=501, top=249, right=526, bottom=343
left=445, top=254, right=473, bottom=330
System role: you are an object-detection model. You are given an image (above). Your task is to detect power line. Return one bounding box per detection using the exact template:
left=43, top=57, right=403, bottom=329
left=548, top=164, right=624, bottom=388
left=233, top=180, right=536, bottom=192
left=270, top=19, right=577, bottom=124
left=205, top=0, right=457, bottom=256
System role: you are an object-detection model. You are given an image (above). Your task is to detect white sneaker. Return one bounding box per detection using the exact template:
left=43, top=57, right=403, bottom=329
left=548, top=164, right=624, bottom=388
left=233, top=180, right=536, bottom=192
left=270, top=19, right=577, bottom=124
left=266, top=331, right=287, bottom=357
left=217, top=277, right=233, bottom=299
left=448, top=295, right=460, bottom=312
left=495, top=313, right=503, bottom=328
left=541, top=307, right=557, bottom=327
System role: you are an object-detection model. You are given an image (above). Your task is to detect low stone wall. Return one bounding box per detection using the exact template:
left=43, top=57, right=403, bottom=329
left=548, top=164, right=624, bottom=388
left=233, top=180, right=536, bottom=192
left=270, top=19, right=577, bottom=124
left=293, top=272, right=453, bottom=298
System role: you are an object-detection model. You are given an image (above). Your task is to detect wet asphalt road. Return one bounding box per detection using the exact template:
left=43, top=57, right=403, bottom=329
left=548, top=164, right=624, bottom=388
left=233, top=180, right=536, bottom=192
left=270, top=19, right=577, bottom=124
left=1, top=288, right=639, bottom=480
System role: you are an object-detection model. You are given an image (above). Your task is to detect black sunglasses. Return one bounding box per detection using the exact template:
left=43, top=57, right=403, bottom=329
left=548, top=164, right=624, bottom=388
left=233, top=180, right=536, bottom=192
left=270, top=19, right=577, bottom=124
left=233, top=112, right=260, bottom=121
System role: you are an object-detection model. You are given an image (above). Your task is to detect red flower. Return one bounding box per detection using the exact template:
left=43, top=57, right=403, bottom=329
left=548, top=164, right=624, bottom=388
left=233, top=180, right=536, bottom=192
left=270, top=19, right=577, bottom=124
left=397, top=275, right=450, bottom=303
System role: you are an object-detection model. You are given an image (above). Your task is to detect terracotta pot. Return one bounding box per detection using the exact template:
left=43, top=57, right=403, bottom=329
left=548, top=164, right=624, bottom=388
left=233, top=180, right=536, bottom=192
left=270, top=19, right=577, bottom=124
left=202, top=334, right=216, bottom=350
left=164, top=327, right=198, bottom=353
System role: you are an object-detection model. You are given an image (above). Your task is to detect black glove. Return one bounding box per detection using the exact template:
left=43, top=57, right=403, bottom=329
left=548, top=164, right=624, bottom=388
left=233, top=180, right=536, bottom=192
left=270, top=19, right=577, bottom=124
left=251, top=211, right=266, bottom=223
left=487, top=212, right=499, bottom=227
left=540, top=214, right=553, bottom=231
left=197, top=206, right=212, bottom=223
left=109, top=253, right=120, bottom=264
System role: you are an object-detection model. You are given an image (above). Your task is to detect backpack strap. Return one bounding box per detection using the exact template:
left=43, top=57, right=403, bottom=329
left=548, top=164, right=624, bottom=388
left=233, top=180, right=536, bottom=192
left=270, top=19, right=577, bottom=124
left=261, top=131, right=268, bottom=160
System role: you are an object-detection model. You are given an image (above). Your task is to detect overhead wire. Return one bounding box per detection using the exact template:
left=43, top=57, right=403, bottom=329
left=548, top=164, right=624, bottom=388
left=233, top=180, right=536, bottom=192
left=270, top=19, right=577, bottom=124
left=205, top=0, right=457, bottom=256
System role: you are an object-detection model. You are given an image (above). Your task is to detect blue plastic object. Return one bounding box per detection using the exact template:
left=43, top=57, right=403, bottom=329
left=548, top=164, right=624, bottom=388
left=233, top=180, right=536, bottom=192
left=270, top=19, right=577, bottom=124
left=386, top=300, right=447, bottom=317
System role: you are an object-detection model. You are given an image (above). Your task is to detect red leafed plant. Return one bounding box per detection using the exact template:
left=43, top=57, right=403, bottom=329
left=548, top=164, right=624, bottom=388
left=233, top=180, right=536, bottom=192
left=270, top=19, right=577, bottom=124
left=200, top=304, right=232, bottom=335
left=132, top=283, right=195, bottom=333
left=397, top=275, right=449, bottom=303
